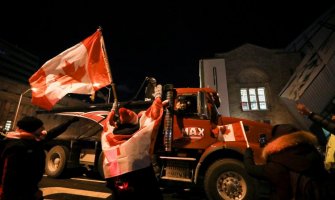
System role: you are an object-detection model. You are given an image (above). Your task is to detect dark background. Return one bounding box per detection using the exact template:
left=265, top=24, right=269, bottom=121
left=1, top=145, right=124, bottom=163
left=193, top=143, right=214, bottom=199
left=1, top=1, right=334, bottom=100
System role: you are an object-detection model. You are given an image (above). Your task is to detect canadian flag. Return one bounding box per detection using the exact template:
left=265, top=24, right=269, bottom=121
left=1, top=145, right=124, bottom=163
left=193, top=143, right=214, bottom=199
left=29, top=29, right=112, bottom=110
left=222, top=121, right=249, bottom=147
left=101, top=98, right=164, bottom=178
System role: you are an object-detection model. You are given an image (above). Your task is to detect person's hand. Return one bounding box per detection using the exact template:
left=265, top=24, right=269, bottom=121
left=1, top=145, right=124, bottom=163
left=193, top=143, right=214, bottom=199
left=162, top=99, right=169, bottom=107
left=296, top=103, right=311, bottom=116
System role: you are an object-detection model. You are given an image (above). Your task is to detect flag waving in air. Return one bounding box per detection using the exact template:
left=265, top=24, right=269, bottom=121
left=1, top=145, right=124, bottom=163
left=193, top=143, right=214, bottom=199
left=29, top=29, right=112, bottom=110
left=101, top=94, right=165, bottom=178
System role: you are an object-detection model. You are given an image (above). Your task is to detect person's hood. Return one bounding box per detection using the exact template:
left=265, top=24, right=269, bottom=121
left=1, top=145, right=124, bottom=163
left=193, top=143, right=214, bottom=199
left=262, top=130, right=318, bottom=159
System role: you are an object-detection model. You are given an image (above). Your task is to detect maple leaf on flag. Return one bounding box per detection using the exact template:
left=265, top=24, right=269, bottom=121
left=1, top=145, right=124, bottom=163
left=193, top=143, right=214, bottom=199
left=61, top=61, right=86, bottom=82
left=29, top=29, right=112, bottom=110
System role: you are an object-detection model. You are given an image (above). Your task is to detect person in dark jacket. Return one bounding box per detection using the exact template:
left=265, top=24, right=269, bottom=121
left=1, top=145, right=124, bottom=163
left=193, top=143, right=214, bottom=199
left=244, top=124, right=328, bottom=200
left=0, top=116, right=78, bottom=200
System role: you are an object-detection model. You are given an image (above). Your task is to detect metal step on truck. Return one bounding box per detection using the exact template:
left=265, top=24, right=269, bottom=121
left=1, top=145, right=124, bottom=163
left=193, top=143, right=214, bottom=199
left=37, top=78, right=273, bottom=200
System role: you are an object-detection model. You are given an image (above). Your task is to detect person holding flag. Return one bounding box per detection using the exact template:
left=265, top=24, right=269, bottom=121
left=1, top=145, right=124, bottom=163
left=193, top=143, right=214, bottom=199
left=101, top=85, right=166, bottom=200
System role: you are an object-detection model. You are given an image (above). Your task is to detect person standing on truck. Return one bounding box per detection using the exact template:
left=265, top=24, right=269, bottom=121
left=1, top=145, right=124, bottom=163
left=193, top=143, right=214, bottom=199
left=243, top=124, right=329, bottom=200
left=101, top=85, right=165, bottom=200
left=0, top=116, right=78, bottom=200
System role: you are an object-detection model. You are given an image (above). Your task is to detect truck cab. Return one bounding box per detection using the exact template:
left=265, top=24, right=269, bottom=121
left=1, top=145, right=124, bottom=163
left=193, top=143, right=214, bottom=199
left=153, top=86, right=272, bottom=200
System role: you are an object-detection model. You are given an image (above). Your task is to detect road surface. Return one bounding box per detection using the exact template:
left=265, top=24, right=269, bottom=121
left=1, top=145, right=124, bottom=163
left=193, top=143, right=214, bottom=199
left=40, top=174, right=207, bottom=200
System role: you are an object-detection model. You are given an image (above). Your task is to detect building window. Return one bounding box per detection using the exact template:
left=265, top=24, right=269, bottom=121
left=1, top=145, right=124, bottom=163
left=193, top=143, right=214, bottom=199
left=4, top=120, right=12, bottom=131
left=240, top=87, right=267, bottom=111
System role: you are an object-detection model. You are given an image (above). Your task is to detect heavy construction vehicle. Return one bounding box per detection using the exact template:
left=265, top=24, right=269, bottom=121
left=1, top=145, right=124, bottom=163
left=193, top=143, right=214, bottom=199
left=38, top=77, right=272, bottom=200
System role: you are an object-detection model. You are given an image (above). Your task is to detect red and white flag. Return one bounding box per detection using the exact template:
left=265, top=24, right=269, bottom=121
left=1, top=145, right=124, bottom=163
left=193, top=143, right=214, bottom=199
left=223, top=121, right=249, bottom=147
left=101, top=98, right=164, bottom=178
left=29, top=29, right=112, bottom=110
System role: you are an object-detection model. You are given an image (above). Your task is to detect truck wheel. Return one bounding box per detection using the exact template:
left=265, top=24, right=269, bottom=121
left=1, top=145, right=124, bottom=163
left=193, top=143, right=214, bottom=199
left=45, top=145, right=69, bottom=178
left=204, top=159, right=254, bottom=200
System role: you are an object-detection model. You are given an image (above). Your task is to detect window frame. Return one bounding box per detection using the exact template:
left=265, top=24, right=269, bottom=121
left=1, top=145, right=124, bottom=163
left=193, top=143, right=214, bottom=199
left=240, top=87, right=268, bottom=111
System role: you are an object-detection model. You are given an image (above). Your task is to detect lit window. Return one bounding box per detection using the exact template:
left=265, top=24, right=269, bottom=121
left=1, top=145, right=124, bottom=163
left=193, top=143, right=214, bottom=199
left=240, top=87, right=267, bottom=111
left=4, top=120, right=12, bottom=131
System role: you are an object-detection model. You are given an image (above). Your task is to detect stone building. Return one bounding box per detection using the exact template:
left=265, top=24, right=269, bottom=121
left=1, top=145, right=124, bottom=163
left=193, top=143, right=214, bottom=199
left=220, top=44, right=301, bottom=125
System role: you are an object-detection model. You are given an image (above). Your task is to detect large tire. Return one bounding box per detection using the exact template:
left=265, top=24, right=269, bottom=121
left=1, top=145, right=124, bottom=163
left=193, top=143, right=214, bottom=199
left=45, top=145, right=69, bottom=178
left=204, top=159, right=255, bottom=200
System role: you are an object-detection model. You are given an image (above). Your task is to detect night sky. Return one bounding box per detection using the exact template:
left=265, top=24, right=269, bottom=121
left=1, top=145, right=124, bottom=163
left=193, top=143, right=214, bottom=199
left=1, top=1, right=334, bottom=101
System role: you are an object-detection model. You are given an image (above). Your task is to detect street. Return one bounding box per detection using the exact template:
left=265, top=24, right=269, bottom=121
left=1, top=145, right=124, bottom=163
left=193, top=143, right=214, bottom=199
left=40, top=175, right=112, bottom=200
left=39, top=172, right=207, bottom=200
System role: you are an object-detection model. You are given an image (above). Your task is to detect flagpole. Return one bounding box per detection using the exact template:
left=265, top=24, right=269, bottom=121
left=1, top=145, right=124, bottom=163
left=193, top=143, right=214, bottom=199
left=106, top=87, right=111, bottom=103
left=98, top=27, right=118, bottom=104
left=240, top=121, right=249, bottom=148
left=13, top=88, right=31, bottom=130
